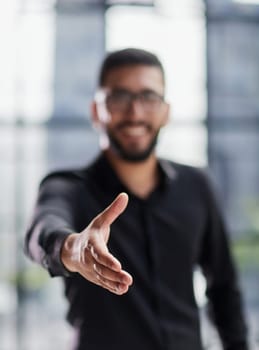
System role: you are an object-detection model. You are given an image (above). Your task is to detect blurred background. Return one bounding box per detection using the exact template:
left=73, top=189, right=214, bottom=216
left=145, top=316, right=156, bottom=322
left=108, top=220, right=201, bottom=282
left=0, top=0, right=259, bottom=349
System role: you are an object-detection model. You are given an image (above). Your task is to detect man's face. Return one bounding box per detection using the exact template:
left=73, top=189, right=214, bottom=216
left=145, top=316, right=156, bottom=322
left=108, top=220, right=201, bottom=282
left=94, top=65, right=169, bottom=162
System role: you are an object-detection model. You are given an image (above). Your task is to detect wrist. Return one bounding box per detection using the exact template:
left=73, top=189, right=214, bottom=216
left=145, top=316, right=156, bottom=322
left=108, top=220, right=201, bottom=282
left=61, top=233, right=79, bottom=273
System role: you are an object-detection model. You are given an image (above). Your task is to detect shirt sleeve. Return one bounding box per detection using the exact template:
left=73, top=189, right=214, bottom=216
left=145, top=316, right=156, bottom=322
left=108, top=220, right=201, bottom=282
left=24, top=173, right=81, bottom=277
left=198, top=171, right=249, bottom=350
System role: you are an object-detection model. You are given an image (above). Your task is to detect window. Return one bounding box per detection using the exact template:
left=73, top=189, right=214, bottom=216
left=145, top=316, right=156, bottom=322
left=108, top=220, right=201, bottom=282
left=106, top=0, right=207, bottom=166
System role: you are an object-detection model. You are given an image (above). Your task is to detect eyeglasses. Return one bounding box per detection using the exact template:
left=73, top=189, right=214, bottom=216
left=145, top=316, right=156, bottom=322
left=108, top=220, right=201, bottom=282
left=104, top=89, right=165, bottom=113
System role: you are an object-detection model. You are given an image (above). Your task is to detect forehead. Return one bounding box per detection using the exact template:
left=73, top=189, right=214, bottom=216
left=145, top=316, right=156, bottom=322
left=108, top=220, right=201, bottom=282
left=103, top=65, right=165, bottom=92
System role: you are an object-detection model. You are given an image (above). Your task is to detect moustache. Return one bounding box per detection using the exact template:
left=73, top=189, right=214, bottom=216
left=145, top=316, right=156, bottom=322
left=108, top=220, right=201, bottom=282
left=115, top=121, right=153, bottom=131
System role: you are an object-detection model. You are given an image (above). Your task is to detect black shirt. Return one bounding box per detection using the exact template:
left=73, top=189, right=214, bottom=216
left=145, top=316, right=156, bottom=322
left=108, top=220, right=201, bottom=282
left=25, top=153, right=248, bottom=350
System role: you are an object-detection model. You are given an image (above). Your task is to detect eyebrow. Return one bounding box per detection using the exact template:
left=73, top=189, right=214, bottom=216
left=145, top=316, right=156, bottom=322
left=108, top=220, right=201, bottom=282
left=109, top=87, right=164, bottom=96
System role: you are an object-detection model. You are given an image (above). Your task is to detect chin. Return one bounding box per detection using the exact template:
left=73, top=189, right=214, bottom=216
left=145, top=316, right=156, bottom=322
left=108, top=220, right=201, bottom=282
left=108, top=131, right=159, bottom=162
left=122, top=153, right=152, bottom=162
left=113, top=144, right=156, bottom=163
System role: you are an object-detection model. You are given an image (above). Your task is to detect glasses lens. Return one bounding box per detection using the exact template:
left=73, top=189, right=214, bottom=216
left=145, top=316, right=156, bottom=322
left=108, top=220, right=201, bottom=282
left=106, top=89, right=164, bottom=112
left=139, top=91, right=164, bottom=109
left=106, top=91, right=131, bottom=112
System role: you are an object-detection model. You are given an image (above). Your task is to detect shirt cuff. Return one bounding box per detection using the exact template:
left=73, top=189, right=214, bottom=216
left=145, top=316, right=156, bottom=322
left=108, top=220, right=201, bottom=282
left=42, top=229, right=75, bottom=277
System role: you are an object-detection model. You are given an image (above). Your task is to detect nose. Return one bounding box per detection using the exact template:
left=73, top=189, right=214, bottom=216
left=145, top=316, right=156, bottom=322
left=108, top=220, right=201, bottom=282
left=125, top=98, right=144, bottom=120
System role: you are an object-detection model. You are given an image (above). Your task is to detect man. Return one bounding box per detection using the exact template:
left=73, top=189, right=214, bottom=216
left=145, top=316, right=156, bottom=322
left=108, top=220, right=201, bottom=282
left=25, top=48, right=248, bottom=350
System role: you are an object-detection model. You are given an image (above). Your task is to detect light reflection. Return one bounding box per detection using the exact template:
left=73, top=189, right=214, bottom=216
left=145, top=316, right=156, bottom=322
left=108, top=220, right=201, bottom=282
left=0, top=1, right=18, bottom=121
left=17, top=11, right=55, bottom=122
left=233, top=0, right=259, bottom=3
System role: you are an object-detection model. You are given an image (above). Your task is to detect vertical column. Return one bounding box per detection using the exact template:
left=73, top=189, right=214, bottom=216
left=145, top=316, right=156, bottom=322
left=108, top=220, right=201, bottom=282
left=206, top=0, right=259, bottom=235
left=47, top=0, right=105, bottom=170
left=52, top=0, right=105, bottom=123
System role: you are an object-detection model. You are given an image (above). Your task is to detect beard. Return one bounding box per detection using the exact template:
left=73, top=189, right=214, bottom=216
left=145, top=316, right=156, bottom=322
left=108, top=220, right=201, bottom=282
left=106, top=122, right=160, bottom=163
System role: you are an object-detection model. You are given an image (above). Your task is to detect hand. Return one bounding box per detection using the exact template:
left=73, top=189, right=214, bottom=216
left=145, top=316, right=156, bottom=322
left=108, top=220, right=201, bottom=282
left=61, top=192, right=133, bottom=295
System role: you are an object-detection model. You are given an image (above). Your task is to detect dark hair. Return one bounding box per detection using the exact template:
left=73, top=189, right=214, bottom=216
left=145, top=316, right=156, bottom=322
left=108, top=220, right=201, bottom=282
left=98, top=48, right=165, bottom=86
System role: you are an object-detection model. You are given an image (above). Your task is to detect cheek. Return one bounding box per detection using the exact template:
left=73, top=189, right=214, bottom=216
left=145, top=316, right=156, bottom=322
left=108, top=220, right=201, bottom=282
left=153, top=116, right=168, bottom=130
left=104, top=113, right=123, bottom=126
left=105, top=120, right=121, bottom=135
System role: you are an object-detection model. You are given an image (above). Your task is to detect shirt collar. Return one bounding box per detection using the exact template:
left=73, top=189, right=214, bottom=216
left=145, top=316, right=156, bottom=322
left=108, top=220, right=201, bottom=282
left=158, top=158, right=178, bottom=187
left=89, top=152, right=178, bottom=194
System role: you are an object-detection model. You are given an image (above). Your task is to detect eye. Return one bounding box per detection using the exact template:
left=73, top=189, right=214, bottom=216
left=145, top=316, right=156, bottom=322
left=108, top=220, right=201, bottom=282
left=140, top=91, right=164, bottom=103
left=107, top=91, right=131, bottom=104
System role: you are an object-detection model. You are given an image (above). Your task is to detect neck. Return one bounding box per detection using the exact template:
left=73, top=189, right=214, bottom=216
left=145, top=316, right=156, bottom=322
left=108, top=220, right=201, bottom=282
left=104, top=150, right=159, bottom=199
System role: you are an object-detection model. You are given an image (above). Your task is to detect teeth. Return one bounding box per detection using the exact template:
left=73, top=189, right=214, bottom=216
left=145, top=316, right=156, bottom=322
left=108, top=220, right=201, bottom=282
left=123, top=126, right=146, bottom=136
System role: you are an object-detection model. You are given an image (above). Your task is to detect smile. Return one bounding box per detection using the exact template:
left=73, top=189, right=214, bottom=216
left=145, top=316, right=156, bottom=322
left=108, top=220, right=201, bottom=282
left=121, top=126, right=149, bottom=137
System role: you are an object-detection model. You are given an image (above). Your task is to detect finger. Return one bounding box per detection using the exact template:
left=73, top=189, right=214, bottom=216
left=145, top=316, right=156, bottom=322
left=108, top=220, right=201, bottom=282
left=95, top=274, right=129, bottom=295
left=89, top=238, right=122, bottom=271
left=94, top=192, right=129, bottom=227
left=93, top=263, right=133, bottom=285
left=78, top=264, right=130, bottom=295
left=87, top=273, right=128, bottom=295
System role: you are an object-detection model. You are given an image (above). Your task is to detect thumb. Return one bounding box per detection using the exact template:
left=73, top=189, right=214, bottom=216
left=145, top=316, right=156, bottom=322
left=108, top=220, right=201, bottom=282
left=95, top=192, right=129, bottom=227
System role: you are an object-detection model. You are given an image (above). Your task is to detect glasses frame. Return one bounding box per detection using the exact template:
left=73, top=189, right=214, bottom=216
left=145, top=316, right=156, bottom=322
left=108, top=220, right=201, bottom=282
left=95, top=88, right=166, bottom=114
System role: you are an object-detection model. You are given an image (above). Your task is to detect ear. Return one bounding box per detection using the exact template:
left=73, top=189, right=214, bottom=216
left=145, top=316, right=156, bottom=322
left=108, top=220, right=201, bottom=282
left=91, top=96, right=111, bottom=127
left=162, top=102, right=171, bottom=126
left=91, top=101, right=101, bottom=128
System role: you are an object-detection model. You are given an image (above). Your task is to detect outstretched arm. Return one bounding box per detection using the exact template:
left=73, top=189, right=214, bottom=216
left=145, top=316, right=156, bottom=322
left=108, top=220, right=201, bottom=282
left=25, top=173, right=132, bottom=294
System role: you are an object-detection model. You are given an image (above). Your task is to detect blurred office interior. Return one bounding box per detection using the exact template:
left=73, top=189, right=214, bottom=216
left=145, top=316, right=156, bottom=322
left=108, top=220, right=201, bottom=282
left=0, top=0, right=259, bottom=349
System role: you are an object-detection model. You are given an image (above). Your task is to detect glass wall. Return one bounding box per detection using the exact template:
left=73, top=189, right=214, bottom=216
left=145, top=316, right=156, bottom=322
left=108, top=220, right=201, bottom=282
left=0, top=0, right=258, bottom=349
